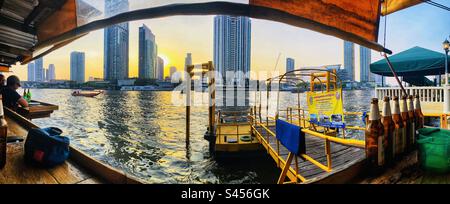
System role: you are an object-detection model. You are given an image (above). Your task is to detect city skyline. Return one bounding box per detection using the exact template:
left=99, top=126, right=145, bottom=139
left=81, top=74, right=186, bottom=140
left=7, top=1, right=450, bottom=83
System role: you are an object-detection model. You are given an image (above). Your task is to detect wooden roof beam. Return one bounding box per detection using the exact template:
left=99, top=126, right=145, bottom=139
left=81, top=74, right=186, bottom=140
left=0, top=44, right=32, bottom=57
left=0, top=15, right=36, bottom=35
left=24, top=0, right=68, bottom=26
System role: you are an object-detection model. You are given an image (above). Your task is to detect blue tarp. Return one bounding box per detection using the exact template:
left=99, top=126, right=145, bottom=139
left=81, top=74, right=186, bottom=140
left=276, top=119, right=306, bottom=155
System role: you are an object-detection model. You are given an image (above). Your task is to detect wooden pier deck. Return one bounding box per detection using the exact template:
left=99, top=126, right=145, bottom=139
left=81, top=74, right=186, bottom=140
left=254, top=124, right=365, bottom=183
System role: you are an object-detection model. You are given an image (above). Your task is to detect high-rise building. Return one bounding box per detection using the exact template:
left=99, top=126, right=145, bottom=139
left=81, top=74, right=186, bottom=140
left=286, top=58, right=295, bottom=73
left=138, top=24, right=157, bottom=79
left=170, top=66, right=177, bottom=78
left=34, top=58, right=44, bottom=82
left=104, top=0, right=129, bottom=82
left=359, top=46, right=372, bottom=82
left=185, top=53, right=192, bottom=70
left=214, top=15, right=251, bottom=83
left=70, top=51, right=86, bottom=83
left=48, top=64, right=56, bottom=81
left=157, top=56, right=164, bottom=80
left=44, top=68, right=49, bottom=81
left=343, top=41, right=355, bottom=81
left=27, top=63, right=35, bottom=81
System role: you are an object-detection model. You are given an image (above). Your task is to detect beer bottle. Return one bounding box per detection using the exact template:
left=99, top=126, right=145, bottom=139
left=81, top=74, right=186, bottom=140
left=365, top=98, right=385, bottom=168
left=401, top=95, right=412, bottom=153
left=408, top=95, right=417, bottom=150
left=381, top=96, right=394, bottom=164
left=27, top=89, right=32, bottom=102
left=392, top=96, right=405, bottom=157
left=0, top=96, right=7, bottom=169
left=414, top=95, right=424, bottom=129
left=24, top=89, right=28, bottom=102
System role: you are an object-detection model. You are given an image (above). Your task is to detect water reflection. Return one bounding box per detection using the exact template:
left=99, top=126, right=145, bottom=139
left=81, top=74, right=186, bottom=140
left=27, top=89, right=373, bottom=183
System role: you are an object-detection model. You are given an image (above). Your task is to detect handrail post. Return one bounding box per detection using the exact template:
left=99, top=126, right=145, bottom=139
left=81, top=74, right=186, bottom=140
left=325, top=139, right=332, bottom=170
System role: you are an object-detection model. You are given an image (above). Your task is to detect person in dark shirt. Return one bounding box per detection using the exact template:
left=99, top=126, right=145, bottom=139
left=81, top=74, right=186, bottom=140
left=1, top=75, right=28, bottom=110
left=0, top=74, right=5, bottom=88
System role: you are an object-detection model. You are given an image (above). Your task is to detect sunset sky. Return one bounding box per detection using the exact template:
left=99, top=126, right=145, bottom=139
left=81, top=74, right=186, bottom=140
left=9, top=0, right=450, bottom=82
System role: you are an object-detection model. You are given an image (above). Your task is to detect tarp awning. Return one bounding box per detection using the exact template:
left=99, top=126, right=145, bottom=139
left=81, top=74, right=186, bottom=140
left=403, top=75, right=435, bottom=86
left=370, top=46, right=449, bottom=77
left=4, top=0, right=421, bottom=66
left=381, top=0, right=423, bottom=15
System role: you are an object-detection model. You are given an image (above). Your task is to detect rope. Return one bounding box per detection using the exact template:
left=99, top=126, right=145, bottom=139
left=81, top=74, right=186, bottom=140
left=421, top=0, right=450, bottom=12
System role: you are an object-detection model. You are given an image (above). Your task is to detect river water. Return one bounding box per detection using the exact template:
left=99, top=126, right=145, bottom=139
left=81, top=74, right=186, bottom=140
left=26, top=89, right=375, bottom=183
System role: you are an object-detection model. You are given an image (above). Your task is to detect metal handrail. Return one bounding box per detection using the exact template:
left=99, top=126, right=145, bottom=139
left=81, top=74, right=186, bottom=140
left=249, top=113, right=365, bottom=183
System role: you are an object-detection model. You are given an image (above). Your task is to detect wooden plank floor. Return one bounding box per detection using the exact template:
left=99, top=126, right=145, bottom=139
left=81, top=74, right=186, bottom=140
left=256, top=125, right=365, bottom=183
left=0, top=117, right=102, bottom=184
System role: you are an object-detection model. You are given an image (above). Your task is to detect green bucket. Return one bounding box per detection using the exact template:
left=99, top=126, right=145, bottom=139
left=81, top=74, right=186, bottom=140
left=417, top=128, right=450, bottom=173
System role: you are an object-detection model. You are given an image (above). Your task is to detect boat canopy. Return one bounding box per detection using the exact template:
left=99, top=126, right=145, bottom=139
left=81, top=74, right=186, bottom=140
left=371, top=46, right=450, bottom=77
left=0, top=0, right=427, bottom=69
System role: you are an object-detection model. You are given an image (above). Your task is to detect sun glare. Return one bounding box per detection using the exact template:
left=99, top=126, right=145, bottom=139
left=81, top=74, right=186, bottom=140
left=158, top=54, right=170, bottom=66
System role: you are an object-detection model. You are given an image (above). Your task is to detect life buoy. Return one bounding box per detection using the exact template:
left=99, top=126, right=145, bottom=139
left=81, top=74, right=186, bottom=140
left=240, top=135, right=252, bottom=142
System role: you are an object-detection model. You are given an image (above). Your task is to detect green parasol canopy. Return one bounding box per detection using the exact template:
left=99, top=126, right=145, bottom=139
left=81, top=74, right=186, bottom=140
left=371, top=46, right=449, bottom=77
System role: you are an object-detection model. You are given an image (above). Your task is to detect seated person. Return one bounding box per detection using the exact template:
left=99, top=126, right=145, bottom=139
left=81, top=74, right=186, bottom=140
left=1, top=75, right=28, bottom=110
left=0, top=74, right=5, bottom=88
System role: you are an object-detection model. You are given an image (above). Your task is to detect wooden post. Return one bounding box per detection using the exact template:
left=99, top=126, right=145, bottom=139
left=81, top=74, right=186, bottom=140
left=277, top=152, right=294, bottom=184
left=186, top=65, right=193, bottom=145
left=266, top=81, right=271, bottom=126
left=208, top=61, right=215, bottom=135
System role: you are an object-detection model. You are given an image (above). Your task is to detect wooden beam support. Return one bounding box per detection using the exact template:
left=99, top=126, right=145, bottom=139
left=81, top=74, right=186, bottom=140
left=277, top=152, right=295, bottom=184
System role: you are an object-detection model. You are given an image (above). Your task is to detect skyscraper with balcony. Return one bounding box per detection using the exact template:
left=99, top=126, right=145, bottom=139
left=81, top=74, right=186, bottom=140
left=214, top=15, right=251, bottom=83
left=343, top=41, right=355, bottom=81
left=48, top=64, right=56, bottom=81
left=70, top=51, right=85, bottom=83
left=138, top=24, right=157, bottom=79
left=34, top=58, right=44, bottom=82
left=359, top=46, right=372, bottom=82
left=104, top=0, right=129, bottom=82
left=27, top=63, right=35, bottom=81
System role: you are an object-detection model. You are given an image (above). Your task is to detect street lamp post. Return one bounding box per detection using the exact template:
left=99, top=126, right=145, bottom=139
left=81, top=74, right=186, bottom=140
left=443, top=38, right=450, bottom=113
left=444, top=39, right=449, bottom=85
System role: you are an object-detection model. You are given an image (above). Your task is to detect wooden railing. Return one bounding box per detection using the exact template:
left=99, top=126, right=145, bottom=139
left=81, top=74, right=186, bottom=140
left=376, top=87, right=444, bottom=102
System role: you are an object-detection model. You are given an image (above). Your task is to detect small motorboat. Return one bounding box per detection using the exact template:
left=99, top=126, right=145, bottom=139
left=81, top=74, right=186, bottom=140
left=71, top=90, right=103, bottom=97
